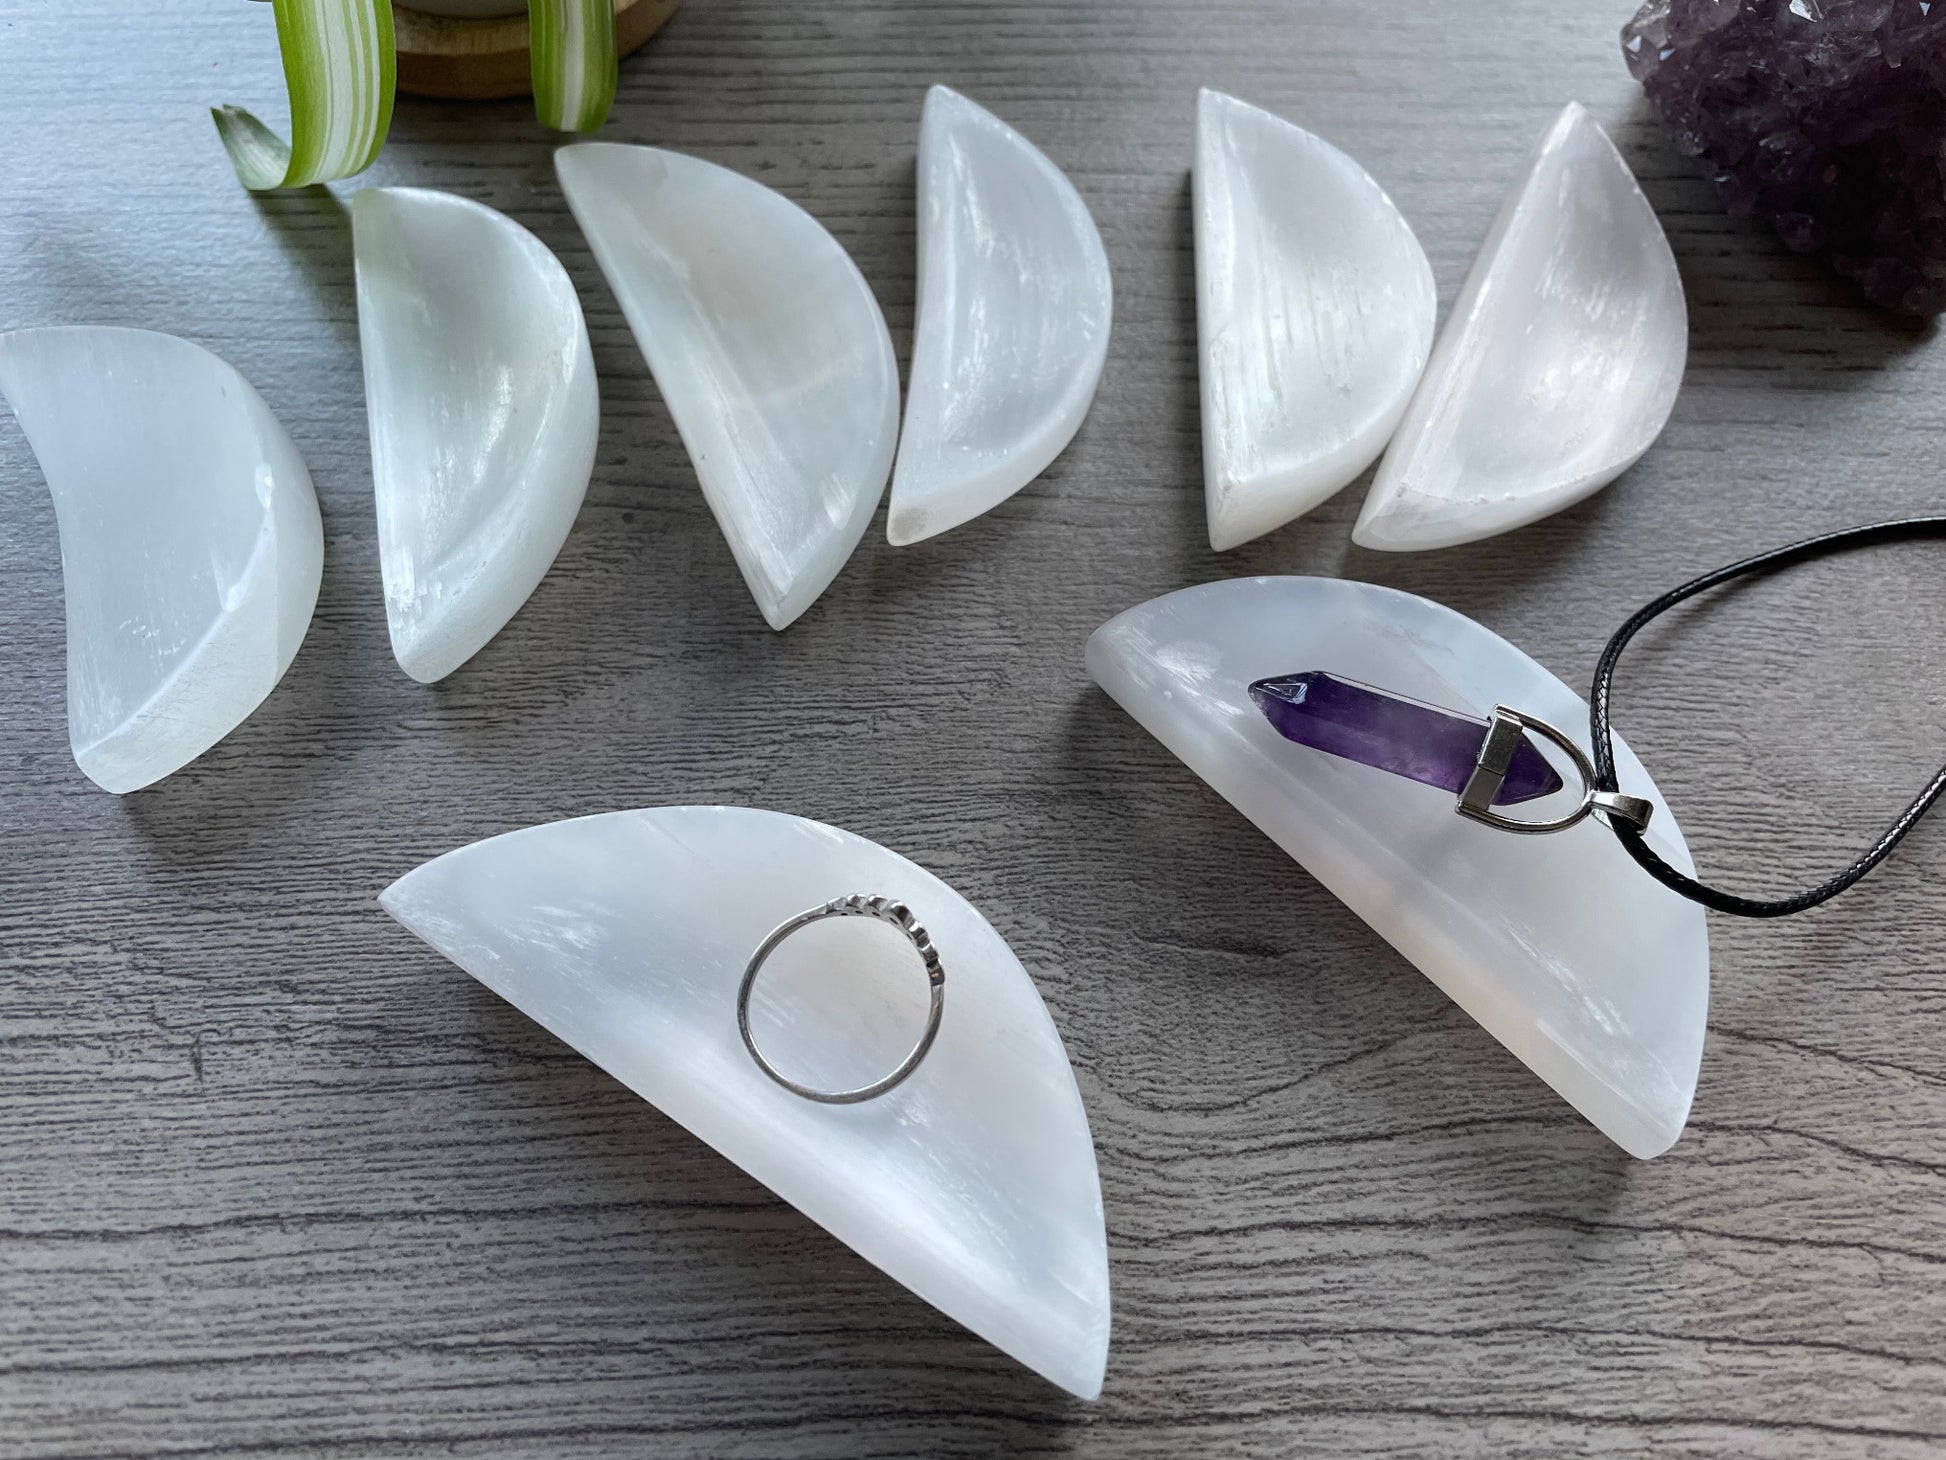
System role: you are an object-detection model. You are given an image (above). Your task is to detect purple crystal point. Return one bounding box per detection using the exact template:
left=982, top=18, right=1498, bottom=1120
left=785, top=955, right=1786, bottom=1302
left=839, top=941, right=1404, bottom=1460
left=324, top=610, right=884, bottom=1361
left=1248, top=672, right=1564, bottom=806
left=1624, top=0, right=1946, bottom=315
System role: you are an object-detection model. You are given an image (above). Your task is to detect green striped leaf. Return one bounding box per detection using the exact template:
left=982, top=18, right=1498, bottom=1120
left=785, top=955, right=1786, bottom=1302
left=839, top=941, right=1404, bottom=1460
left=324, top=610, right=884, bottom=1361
left=213, top=0, right=396, bottom=190
left=530, top=0, right=618, bottom=133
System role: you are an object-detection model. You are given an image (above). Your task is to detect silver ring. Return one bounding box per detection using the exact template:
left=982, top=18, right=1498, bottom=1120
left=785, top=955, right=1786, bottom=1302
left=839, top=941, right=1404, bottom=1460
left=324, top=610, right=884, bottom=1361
left=736, top=895, right=946, bottom=1104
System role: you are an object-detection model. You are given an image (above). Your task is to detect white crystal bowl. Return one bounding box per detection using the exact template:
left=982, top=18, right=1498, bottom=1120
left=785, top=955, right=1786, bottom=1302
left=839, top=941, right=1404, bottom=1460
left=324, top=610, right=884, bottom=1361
left=1088, top=576, right=1710, bottom=1158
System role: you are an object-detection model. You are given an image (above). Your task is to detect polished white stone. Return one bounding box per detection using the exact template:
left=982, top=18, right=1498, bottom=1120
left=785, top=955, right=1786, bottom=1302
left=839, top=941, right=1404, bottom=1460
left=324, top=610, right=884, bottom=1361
left=1194, top=89, right=1436, bottom=552
left=0, top=327, right=322, bottom=794
left=887, top=86, right=1112, bottom=546
left=1087, top=576, right=1709, bottom=1158
left=556, top=143, right=899, bottom=629
left=380, top=806, right=1111, bottom=1396
left=1355, top=103, right=1687, bottom=552
left=354, top=187, right=597, bottom=684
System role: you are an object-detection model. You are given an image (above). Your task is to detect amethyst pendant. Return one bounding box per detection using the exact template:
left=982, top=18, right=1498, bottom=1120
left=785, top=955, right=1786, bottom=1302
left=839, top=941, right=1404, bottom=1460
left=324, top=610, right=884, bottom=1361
left=1248, top=671, right=1564, bottom=806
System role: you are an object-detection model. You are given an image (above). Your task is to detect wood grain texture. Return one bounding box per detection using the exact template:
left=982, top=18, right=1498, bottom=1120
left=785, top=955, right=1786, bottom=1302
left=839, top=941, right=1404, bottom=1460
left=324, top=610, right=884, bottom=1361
left=395, top=0, right=682, bottom=101
left=2, top=1, right=1944, bottom=1455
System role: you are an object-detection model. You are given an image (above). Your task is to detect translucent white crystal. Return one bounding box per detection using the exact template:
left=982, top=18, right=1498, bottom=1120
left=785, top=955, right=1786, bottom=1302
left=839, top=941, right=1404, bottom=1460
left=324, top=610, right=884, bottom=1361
left=1087, top=577, right=1709, bottom=1158
left=556, top=143, right=899, bottom=630
left=353, top=187, right=598, bottom=683
left=379, top=806, right=1110, bottom=1396
left=887, top=85, right=1112, bottom=546
left=1355, top=103, right=1688, bottom=552
left=1194, top=89, right=1436, bottom=551
left=0, top=327, right=323, bottom=794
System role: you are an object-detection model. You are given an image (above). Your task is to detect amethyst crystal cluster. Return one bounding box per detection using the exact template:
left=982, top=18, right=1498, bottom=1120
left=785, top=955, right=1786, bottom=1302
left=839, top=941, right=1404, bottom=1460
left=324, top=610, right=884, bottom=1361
left=1624, top=0, right=1946, bottom=313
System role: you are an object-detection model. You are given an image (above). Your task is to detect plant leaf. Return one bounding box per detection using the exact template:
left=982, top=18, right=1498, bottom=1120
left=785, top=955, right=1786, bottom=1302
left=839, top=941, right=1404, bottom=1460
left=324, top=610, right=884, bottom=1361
left=213, top=0, right=396, bottom=190
left=530, top=0, right=618, bottom=133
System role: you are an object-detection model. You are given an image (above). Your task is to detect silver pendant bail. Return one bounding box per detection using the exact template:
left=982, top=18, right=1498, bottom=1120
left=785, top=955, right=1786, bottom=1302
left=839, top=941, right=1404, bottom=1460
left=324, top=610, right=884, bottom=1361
left=1456, top=706, right=1655, bottom=837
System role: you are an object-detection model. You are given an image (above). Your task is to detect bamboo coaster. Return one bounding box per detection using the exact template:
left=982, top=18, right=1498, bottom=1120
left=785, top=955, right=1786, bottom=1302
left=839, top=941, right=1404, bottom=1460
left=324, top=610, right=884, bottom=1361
left=395, top=0, right=682, bottom=100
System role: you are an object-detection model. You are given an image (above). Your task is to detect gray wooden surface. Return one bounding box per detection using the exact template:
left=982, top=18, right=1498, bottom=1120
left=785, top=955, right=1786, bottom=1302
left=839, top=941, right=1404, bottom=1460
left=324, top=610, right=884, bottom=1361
left=3, top=1, right=1944, bottom=1455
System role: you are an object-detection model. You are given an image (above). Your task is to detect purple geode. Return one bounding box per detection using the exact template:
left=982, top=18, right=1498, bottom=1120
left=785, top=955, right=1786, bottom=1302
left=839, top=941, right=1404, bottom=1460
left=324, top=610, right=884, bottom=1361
left=1248, top=673, right=1564, bottom=806
left=1624, top=0, right=1946, bottom=314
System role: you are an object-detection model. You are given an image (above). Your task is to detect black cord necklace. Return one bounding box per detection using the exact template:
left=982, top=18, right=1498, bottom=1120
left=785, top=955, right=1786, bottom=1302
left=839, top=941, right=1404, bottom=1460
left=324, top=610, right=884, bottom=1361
left=1587, top=517, right=1946, bottom=918
left=1249, top=517, right=1946, bottom=917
